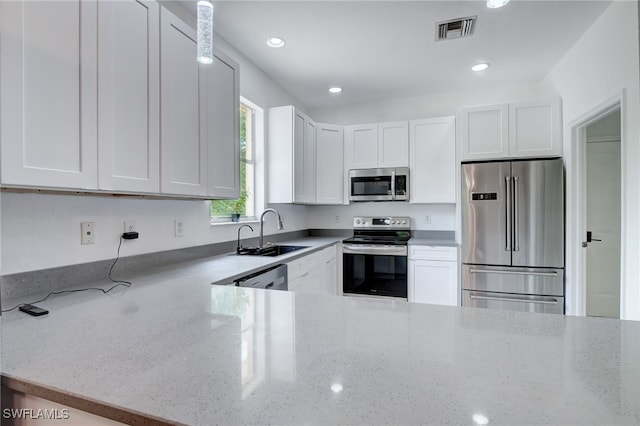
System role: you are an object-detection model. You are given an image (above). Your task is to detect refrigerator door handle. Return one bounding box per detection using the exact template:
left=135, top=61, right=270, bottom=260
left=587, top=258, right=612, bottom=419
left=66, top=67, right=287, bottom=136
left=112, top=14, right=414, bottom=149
left=469, top=294, right=560, bottom=305
left=505, top=176, right=511, bottom=251
left=513, top=176, right=520, bottom=252
left=468, top=268, right=558, bottom=278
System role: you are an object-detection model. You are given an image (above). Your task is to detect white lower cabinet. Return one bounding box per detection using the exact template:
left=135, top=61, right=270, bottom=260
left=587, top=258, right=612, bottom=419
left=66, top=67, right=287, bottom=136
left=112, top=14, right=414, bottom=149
left=286, top=244, right=338, bottom=295
left=408, top=245, right=458, bottom=306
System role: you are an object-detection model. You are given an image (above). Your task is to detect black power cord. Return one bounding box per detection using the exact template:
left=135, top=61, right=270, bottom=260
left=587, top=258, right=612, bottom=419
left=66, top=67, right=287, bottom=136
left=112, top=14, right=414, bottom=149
left=2, top=236, right=133, bottom=313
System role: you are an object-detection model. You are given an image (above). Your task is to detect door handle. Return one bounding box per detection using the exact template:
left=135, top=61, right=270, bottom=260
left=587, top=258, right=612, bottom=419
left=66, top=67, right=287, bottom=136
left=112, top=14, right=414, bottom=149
left=586, top=231, right=601, bottom=242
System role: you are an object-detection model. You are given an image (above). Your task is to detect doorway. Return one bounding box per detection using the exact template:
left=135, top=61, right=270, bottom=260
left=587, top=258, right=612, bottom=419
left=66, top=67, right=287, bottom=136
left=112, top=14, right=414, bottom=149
left=584, top=109, right=621, bottom=318
left=568, top=92, right=625, bottom=319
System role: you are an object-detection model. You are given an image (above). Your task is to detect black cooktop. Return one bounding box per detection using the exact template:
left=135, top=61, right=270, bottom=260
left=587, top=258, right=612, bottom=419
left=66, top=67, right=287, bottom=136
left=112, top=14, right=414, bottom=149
left=343, top=230, right=411, bottom=246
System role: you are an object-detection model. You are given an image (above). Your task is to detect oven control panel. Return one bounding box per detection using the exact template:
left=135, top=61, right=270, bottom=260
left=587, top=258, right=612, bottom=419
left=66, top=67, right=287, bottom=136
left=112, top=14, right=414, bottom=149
left=352, top=216, right=411, bottom=229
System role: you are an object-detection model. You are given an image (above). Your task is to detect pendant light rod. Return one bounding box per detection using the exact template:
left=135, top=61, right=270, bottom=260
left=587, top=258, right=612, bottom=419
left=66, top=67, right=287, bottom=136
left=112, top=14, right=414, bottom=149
left=197, top=0, right=214, bottom=64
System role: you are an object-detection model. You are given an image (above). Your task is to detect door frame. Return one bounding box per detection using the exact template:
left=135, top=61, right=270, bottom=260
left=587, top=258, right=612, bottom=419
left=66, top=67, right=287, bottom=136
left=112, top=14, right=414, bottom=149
left=567, top=90, right=625, bottom=317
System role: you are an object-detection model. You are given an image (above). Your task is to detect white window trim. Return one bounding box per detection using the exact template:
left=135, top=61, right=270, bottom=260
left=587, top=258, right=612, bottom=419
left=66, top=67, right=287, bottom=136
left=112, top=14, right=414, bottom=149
left=210, top=96, right=265, bottom=226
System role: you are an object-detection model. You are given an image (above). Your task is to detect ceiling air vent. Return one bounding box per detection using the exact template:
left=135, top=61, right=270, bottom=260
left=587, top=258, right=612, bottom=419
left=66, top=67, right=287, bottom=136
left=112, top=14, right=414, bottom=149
left=436, top=16, right=476, bottom=41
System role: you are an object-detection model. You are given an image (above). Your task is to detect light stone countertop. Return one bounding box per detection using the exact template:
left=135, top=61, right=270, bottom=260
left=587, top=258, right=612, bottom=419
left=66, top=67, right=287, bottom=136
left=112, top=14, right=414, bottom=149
left=2, top=236, right=640, bottom=425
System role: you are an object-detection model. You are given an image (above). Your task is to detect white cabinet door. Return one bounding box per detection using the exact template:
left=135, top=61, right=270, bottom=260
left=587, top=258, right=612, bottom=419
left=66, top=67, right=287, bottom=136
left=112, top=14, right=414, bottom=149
left=321, top=246, right=338, bottom=296
left=459, top=104, right=509, bottom=161
left=97, top=0, right=160, bottom=193
left=303, top=119, right=317, bottom=203
left=409, top=260, right=458, bottom=306
left=345, top=124, right=378, bottom=169
left=288, top=275, right=303, bottom=293
left=206, top=50, right=240, bottom=199
left=159, top=8, right=207, bottom=196
left=316, top=124, right=344, bottom=205
left=268, top=106, right=315, bottom=204
left=0, top=1, right=98, bottom=189
left=509, top=99, right=562, bottom=158
left=409, top=117, right=456, bottom=204
left=378, top=121, right=409, bottom=167
left=293, top=110, right=306, bottom=203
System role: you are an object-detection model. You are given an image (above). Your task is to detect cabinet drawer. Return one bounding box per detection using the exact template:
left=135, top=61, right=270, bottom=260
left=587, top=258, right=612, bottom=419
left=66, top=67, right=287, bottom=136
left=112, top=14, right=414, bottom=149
left=409, top=246, right=457, bottom=261
left=287, top=250, right=323, bottom=280
left=321, top=244, right=337, bottom=262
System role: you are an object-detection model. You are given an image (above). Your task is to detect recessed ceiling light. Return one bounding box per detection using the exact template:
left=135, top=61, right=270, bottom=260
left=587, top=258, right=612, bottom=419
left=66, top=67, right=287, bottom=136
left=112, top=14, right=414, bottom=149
left=472, top=63, right=490, bottom=72
left=328, top=87, right=343, bottom=94
left=267, top=37, right=286, bottom=48
left=486, top=0, right=510, bottom=8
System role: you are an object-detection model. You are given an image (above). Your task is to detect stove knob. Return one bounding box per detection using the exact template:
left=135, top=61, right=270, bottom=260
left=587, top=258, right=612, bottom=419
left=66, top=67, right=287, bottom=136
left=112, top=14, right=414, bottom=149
left=356, top=219, right=361, bottom=225
left=391, top=220, right=396, bottom=224
left=384, top=219, right=390, bottom=225
left=402, top=220, right=407, bottom=224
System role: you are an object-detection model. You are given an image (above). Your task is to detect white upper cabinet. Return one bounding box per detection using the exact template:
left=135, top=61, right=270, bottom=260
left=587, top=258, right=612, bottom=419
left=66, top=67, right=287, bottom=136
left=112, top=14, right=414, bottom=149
left=159, top=7, right=207, bottom=196
left=509, top=99, right=562, bottom=158
left=345, top=121, right=409, bottom=169
left=315, top=124, right=344, bottom=205
left=268, top=106, right=316, bottom=204
left=206, top=50, right=240, bottom=199
left=378, top=121, right=409, bottom=167
left=409, top=116, right=456, bottom=204
left=98, top=0, right=160, bottom=193
left=458, top=104, right=509, bottom=161
left=302, top=118, right=317, bottom=203
left=345, top=124, right=378, bottom=168
left=459, top=98, right=562, bottom=161
left=0, top=0, right=98, bottom=189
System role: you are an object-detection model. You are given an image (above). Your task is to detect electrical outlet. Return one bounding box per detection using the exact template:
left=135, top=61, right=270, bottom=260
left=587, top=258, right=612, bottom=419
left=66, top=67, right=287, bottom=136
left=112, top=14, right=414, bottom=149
left=81, top=222, right=96, bottom=245
left=124, top=220, right=136, bottom=233
left=425, top=215, right=432, bottom=224
left=335, top=215, right=341, bottom=224
left=174, top=219, right=184, bottom=237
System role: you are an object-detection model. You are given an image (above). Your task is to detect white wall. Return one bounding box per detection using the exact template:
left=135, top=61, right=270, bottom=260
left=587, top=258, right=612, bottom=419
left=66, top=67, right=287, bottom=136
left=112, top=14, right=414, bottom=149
left=308, top=203, right=455, bottom=231
left=0, top=3, right=310, bottom=275
left=541, top=0, right=640, bottom=321
left=309, top=82, right=551, bottom=125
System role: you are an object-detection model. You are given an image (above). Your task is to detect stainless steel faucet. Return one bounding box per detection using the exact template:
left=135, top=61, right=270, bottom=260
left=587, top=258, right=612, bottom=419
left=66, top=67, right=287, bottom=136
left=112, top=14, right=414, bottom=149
left=236, top=224, right=254, bottom=254
left=259, top=208, right=284, bottom=248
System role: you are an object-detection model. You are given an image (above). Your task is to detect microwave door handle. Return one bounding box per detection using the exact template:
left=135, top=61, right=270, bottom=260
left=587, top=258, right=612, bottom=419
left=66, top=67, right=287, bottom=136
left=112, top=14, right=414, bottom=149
left=391, top=170, right=396, bottom=200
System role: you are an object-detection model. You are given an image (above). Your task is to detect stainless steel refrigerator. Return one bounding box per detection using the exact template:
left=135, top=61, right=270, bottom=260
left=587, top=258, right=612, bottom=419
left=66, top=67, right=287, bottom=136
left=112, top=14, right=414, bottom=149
left=461, top=158, right=565, bottom=314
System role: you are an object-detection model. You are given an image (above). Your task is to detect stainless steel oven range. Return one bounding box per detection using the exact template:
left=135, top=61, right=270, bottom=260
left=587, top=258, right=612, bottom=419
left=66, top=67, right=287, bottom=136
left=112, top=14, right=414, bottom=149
left=342, top=216, right=411, bottom=299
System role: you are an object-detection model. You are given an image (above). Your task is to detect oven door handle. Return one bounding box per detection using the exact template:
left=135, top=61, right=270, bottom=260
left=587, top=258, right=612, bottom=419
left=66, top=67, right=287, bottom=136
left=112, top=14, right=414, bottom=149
left=343, top=244, right=407, bottom=256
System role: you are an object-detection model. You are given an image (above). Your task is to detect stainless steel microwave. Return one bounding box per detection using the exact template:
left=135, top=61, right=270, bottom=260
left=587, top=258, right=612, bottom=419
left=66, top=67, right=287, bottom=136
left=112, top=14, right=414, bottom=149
left=348, top=167, right=409, bottom=202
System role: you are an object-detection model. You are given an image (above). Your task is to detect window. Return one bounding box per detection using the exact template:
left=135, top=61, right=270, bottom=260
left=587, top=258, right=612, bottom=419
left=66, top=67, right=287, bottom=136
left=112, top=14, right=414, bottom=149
left=211, top=101, right=257, bottom=221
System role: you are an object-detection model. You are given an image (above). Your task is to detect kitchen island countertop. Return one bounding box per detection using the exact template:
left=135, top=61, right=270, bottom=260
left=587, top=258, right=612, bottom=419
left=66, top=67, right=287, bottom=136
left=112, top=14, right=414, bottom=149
left=2, top=236, right=639, bottom=425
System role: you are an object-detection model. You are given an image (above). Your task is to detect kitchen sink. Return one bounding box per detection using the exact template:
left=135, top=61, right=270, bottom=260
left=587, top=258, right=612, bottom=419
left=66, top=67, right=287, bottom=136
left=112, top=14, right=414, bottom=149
left=235, top=245, right=309, bottom=257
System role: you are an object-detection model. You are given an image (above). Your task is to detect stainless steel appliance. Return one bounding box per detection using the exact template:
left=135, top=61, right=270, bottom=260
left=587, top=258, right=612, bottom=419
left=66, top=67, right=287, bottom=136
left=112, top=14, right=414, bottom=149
left=348, top=167, right=409, bottom=202
left=342, top=216, right=411, bottom=298
left=235, top=264, right=288, bottom=291
left=461, top=158, right=565, bottom=314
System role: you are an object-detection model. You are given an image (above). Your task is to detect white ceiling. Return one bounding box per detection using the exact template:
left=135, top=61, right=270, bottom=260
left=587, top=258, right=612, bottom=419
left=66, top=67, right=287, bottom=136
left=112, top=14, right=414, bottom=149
left=189, top=1, right=612, bottom=109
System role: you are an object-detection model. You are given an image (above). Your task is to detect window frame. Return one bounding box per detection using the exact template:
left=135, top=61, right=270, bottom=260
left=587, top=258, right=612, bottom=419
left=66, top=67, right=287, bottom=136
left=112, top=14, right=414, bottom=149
left=210, top=97, right=263, bottom=225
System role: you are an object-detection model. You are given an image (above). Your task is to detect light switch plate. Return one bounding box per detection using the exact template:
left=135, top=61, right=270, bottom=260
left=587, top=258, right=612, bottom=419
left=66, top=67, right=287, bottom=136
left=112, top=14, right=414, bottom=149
left=174, top=219, right=184, bottom=237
